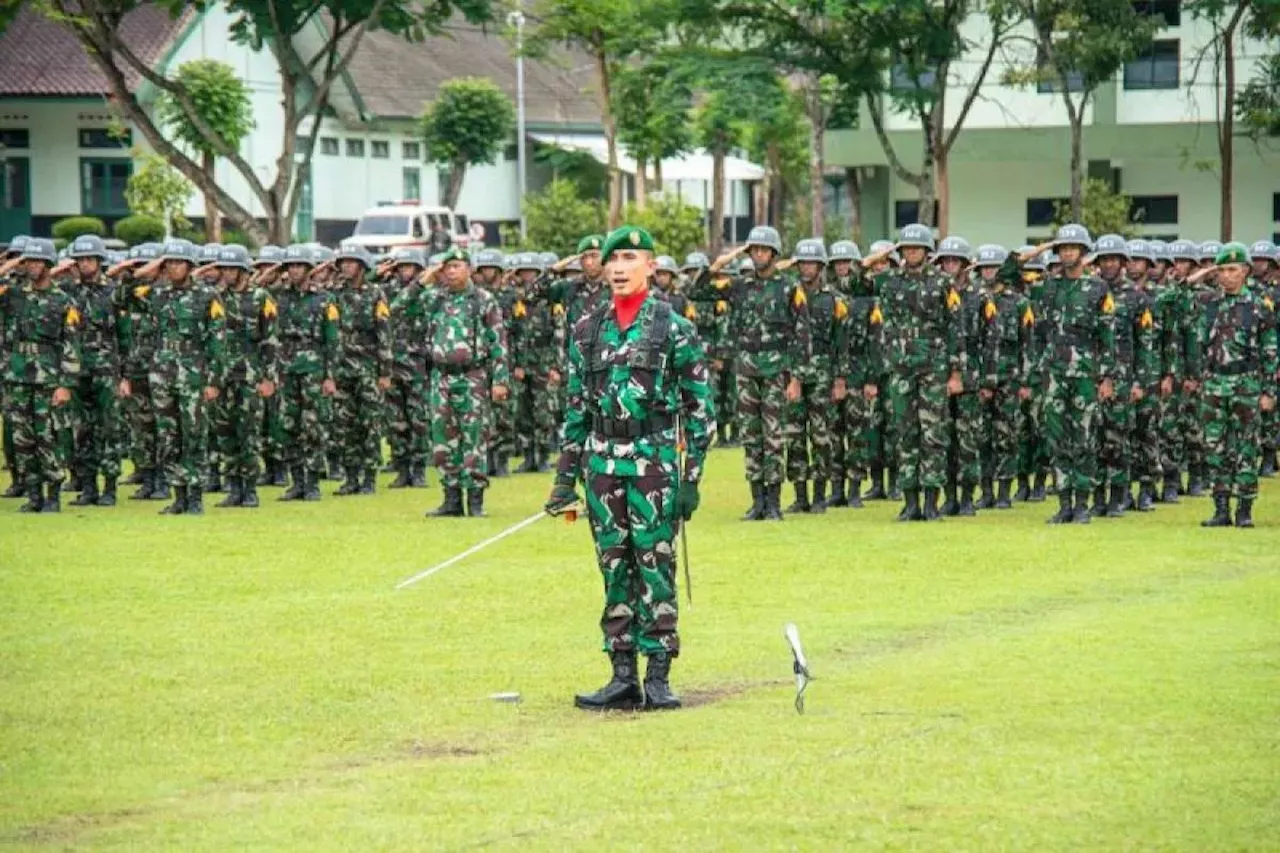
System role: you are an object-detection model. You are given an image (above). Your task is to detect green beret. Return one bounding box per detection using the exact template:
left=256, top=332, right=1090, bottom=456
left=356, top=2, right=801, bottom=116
left=600, top=226, right=655, bottom=261
left=438, top=247, right=470, bottom=265
left=576, top=234, right=606, bottom=254
left=1215, top=241, right=1251, bottom=266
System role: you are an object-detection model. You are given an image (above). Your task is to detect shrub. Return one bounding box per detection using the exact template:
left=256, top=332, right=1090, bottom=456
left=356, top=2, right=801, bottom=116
left=113, top=214, right=167, bottom=246
left=51, top=216, right=106, bottom=242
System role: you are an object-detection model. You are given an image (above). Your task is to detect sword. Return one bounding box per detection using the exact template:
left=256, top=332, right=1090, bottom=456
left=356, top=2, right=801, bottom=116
left=395, top=507, right=575, bottom=590
left=676, top=415, right=693, bottom=607
left=784, top=623, right=811, bottom=715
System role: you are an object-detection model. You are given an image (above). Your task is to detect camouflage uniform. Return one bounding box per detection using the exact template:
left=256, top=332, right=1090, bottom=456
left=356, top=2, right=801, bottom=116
left=1249, top=241, right=1280, bottom=475
left=475, top=250, right=514, bottom=476
left=0, top=235, right=32, bottom=497
left=1157, top=240, right=1200, bottom=501
left=825, top=242, right=870, bottom=506
left=511, top=253, right=560, bottom=473
left=1126, top=240, right=1169, bottom=510
left=935, top=236, right=989, bottom=514
left=252, top=246, right=289, bottom=487
left=384, top=249, right=431, bottom=488
left=683, top=254, right=736, bottom=447
left=115, top=243, right=171, bottom=500
left=978, top=245, right=1032, bottom=506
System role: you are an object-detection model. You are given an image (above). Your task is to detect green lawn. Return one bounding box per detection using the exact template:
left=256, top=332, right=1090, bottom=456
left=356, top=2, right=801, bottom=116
left=1, top=451, right=1276, bottom=850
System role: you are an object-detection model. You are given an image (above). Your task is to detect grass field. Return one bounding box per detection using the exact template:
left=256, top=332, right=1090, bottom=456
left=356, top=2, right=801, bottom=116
left=1, top=450, right=1277, bottom=851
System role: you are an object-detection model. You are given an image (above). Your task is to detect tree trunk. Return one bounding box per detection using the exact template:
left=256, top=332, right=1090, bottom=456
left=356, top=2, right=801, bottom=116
left=593, top=49, right=622, bottom=229
left=915, top=116, right=937, bottom=227
left=843, top=166, right=862, bottom=244
left=808, top=86, right=827, bottom=238
left=1065, top=94, right=1085, bottom=222
left=202, top=149, right=221, bottom=241
left=444, top=160, right=467, bottom=210
left=653, top=158, right=663, bottom=194
left=934, top=147, right=950, bottom=235
left=635, top=154, right=648, bottom=210
left=710, top=144, right=726, bottom=256
left=1219, top=1, right=1247, bottom=240
left=767, top=144, right=783, bottom=226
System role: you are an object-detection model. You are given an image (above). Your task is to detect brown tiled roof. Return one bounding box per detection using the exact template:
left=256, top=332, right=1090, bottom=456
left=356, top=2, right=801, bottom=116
left=345, top=22, right=600, bottom=125
left=0, top=5, right=191, bottom=97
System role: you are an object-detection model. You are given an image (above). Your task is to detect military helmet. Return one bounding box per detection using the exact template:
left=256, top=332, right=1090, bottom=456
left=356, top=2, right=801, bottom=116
left=1044, top=251, right=1061, bottom=267
left=473, top=248, right=504, bottom=270
left=335, top=242, right=372, bottom=269
left=934, top=235, right=971, bottom=261
left=69, top=234, right=108, bottom=259
left=1199, top=240, right=1223, bottom=262
left=514, top=251, right=543, bottom=272
left=974, top=244, right=1009, bottom=267
left=1016, top=246, right=1045, bottom=272
left=538, top=251, right=559, bottom=268
left=312, top=246, right=336, bottom=264
left=898, top=223, right=935, bottom=251
left=161, top=239, right=198, bottom=264
left=282, top=244, right=314, bottom=267
left=255, top=245, right=284, bottom=265
left=198, top=243, right=223, bottom=265
left=1215, top=241, right=1251, bottom=266
left=868, top=239, right=899, bottom=263
left=1248, top=240, right=1276, bottom=263
left=20, top=237, right=58, bottom=264
left=1093, top=233, right=1128, bottom=258
left=736, top=256, right=755, bottom=274
left=106, top=250, right=127, bottom=266
left=214, top=244, right=252, bottom=271
left=681, top=252, right=710, bottom=271
left=792, top=238, right=828, bottom=265
left=4, top=234, right=30, bottom=257
left=130, top=242, right=162, bottom=261
left=1167, top=239, right=1198, bottom=261
left=1052, top=223, right=1093, bottom=251
left=655, top=255, right=679, bottom=275
left=1125, top=239, right=1154, bottom=263
left=390, top=247, right=426, bottom=269
left=828, top=241, right=862, bottom=262
left=745, top=225, right=783, bottom=254
left=1147, top=239, right=1168, bottom=262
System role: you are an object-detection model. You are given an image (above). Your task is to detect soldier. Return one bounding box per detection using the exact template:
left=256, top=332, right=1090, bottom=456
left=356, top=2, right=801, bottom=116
left=1037, top=224, right=1117, bottom=525
left=537, top=234, right=612, bottom=340
left=0, top=236, right=33, bottom=498
left=1125, top=239, right=1167, bottom=510
left=682, top=252, right=736, bottom=448
left=692, top=226, right=810, bottom=521
left=509, top=252, right=560, bottom=474
left=1249, top=240, right=1279, bottom=476
left=252, top=245, right=290, bottom=487
left=652, top=255, right=697, bottom=323
left=976, top=244, right=1032, bottom=508
left=141, top=240, right=226, bottom=515
left=208, top=245, right=278, bottom=508
left=420, top=247, right=510, bottom=518
left=276, top=245, right=339, bottom=501
left=0, top=238, right=80, bottom=512
left=829, top=240, right=877, bottom=508
left=1148, top=240, right=1170, bottom=284
left=1191, top=243, right=1278, bottom=528
left=1012, top=248, right=1052, bottom=502
left=474, top=249, right=514, bottom=477
left=543, top=225, right=714, bottom=712
left=1159, top=239, right=1200, bottom=502
left=385, top=248, right=432, bottom=488
left=861, top=238, right=900, bottom=501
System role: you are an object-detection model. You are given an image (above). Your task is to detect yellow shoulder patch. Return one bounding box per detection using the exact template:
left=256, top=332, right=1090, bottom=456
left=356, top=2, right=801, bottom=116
left=375, top=299, right=390, bottom=320
left=1139, top=308, right=1153, bottom=330
left=869, top=304, right=884, bottom=326
left=793, top=287, right=807, bottom=309
left=326, top=303, right=340, bottom=322
left=65, top=306, right=81, bottom=327
left=262, top=296, right=277, bottom=319
left=133, top=285, right=151, bottom=299
left=209, top=299, right=225, bottom=320
left=1022, top=306, right=1035, bottom=327
left=983, top=300, right=998, bottom=321
left=713, top=276, right=730, bottom=289
left=513, top=299, right=527, bottom=319
left=552, top=303, right=565, bottom=318
left=946, top=288, right=961, bottom=310
left=683, top=303, right=698, bottom=321
left=1265, top=296, right=1276, bottom=311
left=715, top=299, right=728, bottom=315
left=1101, top=293, right=1115, bottom=315
left=835, top=299, right=848, bottom=321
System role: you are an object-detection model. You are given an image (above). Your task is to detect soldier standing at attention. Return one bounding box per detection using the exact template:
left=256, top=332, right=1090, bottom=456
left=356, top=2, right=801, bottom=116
left=1248, top=240, right=1279, bottom=476
left=826, top=241, right=875, bottom=508
left=474, top=249, right=515, bottom=478
left=509, top=252, right=559, bottom=474
left=975, top=245, right=1032, bottom=509
left=252, top=246, right=289, bottom=487
left=682, top=252, right=736, bottom=448
left=544, top=225, right=714, bottom=712
left=0, top=236, right=33, bottom=498
left=385, top=249, right=432, bottom=489
left=1125, top=239, right=1168, bottom=511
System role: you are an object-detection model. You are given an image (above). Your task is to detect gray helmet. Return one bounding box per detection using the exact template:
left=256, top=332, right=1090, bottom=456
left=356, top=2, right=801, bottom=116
left=565, top=256, right=582, bottom=273
left=792, top=239, right=828, bottom=265
left=1249, top=240, right=1277, bottom=263
left=1093, top=234, right=1128, bottom=259
left=828, top=241, right=862, bottom=262
left=106, top=250, right=127, bottom=266
left=1125, top=239, right=1154, bottom=263
left=745, top=225, right=783, bottom=254
left=868, top=239, right=899, bottom=263
left=4, top=234, right=31, bottom=257
left=199, top=243, right=224, bottom=264
left=898, top=223, right=935, bottom=251
left=1052, top=223, right=1093, bottom=251
left=537, top=251, right=558, bottom=266
left=473, top=248, right=504, bottom=270
left=974, top=244, right=1009, bottom=267
left=214, top=244, right=253, bottom=271
left=282, top=244, right=315, bottom=267
left=161, top=239, right=198, bottom=264
left=681, top=252, right=710, bottom=271
left=255, top=245, right=284, bottom=265
left=1199, top=240, right=1223, bottom=262
left=336, top=243, right=372, bottom=269
left=934, top=235, right=971, bottom=261
left=1147, top=239, right=1168, bottom=262
left=20, top=237, right=58, bottom=264
left=130, top=242, right=162, bottom=261
left=1167, top=240, right=1198, bottom=261
left=312, top=246, right=336, bottom=265
left=515, top=252, right=543, bottom=272
left=69, top=234, right=108, bottom=259
left=655, top=255, right=679, bottom=275
left=390, top=247, right=425, bottom=269
left=428, top=252, right=447, bottom=267
left=1045, top=251, right=1061, bottom=267
left=737, top=256, right=755, bottom=274
left=1017, top=246, right=1045, bottom=272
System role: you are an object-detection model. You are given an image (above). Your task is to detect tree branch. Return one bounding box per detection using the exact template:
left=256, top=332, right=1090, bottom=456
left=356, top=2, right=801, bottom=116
left=867, top=92, right=923, bottom=187
left=944, top=17, right=1005, bottom=153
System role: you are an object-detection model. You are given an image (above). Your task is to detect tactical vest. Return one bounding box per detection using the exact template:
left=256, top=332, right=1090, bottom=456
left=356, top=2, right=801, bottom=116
left=1204, top=296, right=1257, bottom=375
left=581, top=299, right=675, bottom=439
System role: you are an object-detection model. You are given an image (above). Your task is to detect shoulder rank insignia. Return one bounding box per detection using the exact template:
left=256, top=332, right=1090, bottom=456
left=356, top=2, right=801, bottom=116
left=983, top=301, right=998, bottom=321
left=1101, top=292, right=1115, bottom=314
left=946, top=288, right=961, bottom=310
left=1022, top=306, right=1035, bottom=327
left=835, top=299, right=848, bottom=321
left=1139, top=308, right=1153, bottom=330
left=209, top=299, right=225, bottom=320
left=65, top=306, right=82, bottom=327
left=375, top=299, right=390, bottom=320
left=513, top=300, right=527, bottom=319
left=793, top=287, right=807, bottom=309
left=262, top=296, right=278, bottom=319
left=326, top=303, right=340, bottom=322
left=869, top=304, right=884, bottom=326
left=684, top=303, right=698, bottom=321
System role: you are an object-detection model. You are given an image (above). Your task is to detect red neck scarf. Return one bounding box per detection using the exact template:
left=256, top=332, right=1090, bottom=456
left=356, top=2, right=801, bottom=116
left=613, top=287, right=649, bottom=330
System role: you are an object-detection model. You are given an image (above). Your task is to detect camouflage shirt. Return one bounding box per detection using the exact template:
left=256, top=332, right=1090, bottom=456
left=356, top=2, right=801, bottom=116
left=1033, top=273, right=1117, bottom=383
left=0, top=279, right=81, bottom=386
left=877, top=264, right=963, bottom=377
left=333, top=277, right=392, bottom=379
left=509, top=285, right=558, bottom=373
left=421, top=283, right=510, bottom=386
left=66, top=274, right=121, bottom=377
left=1189, top=285, right=1279, bottom=392
left=1105, top=276, right=1159, bottom=391
left=223, top=285, right=280, bottom=386
left=151, top=279, right=227, bottom=385
left=389, top=280, right=430, bottom=377
left=688, top=268, right=812, bottom=379
left=116, top=275, right=165, bottom=378
left=797, top=278, right=847, bottom=383
left=276, top=285, right=340, bottom=380
left=981, top=284, right=1034, bottom=388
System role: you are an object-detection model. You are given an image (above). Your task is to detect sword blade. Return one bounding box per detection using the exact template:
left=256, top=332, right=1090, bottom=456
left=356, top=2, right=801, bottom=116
left=395, top=510, right=549, bottom=590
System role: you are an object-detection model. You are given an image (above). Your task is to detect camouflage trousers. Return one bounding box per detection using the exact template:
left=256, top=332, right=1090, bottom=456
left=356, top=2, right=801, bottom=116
left=430, top=370, right=490, bottom=490
left=870, top=378, right=894, bottom=468
left=211, top=379, right=263, bottom=480
left=712, top=361, right=737, bottom=428
left=71, top=373, right=123, bottom=480
left=333, top=372, right=384, bottom=471
left=280, top=372, right=329, bottom=475
left=585, top=465, right=679, bottom=656
left=736, top=372, right=787, bottom=485
left=835, top=388, right=877, bottom=482
left=982, top=383, right=1021, bottom=483
left=2, top=409, right=14, bottom=472
left=1042, top=373, right=1099, bottom=493
left=784, top=366, right=836, bottom=483
left=261, top=391, right=284, bottom=471
left=5, top=383, right=71, bottom=488
left=386, top=370, right=428, bottom=467
left=123, top=372, right=160, bottom=474
left=1179, top=388, right=1205, bottom=474
left=152, top=369, right=210, bottom=488
left=1017, top=398, right=1049, bottom=478
left=945, top=390, right=983, bottom=487
left=1158, top=388, right=1184, bottom=478
left=1097, top=393, right=1133, bottom=487
left=1203, top=377, right=1263, bottom=499
left=514, top=370, right=558, bottom=455
left=889, top=370, right=948, bottom=490
left=1132, top=397, right=1161, bottom=486
left=491, top=394, right=516, bottom=459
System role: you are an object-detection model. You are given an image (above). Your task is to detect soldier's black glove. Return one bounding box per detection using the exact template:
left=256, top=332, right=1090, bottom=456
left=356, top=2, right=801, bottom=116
left=545, top=482, right=582, bottom=517
left=675, top=480, right=700, bottom=521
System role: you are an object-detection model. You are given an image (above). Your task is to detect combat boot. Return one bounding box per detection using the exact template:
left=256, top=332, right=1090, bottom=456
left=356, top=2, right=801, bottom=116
left=96, top=476, right=117, bottom=507
left=426, top=486, right=464, bottom=518
left=1105, top=484, right=1126, bottom=518
left=240, top=480, right=260, bottom=508
left=923, top=487, right=943, bottom=521
left=1047, top=489, right=1073, bottom=524
left=1118, top=484, right=1134, bottom=513
left=887, top=465, right=902, bottom=500
left=716, top=424, right=730, bottom=447
left=302, top=471, right=322, bottom=501
left=864, top=466, right=886, bottom=500
left=279, top=466, right=306, bottom=501
left=827, top=478, right=847, bottom=508
left=1187, top=466, right=1205, bottom=497
left=1088, top=485, right=1107, bottom=517
left=810, top=480, right=828, bottom=514
left=956, top=484, right=976, bottom=517
left=1201, top=491, right=1231, bottom=527
left=258, top=463, right=276, bottom=487
left=388, top=461, right=410, bottom=489
left=185, top=485, right=204, bottom=516
left=467, top=488, right=486, bottom=518
left=897, top=490, right=922, bottom=522
left=1161, top=475, right=1181, bottom=504
left=358, top=468, right=376, bottom=495
left=846, top=477, right=864, bottom=509
left=161, top=485, right=188, bottom=515
left=149, top=473, right=171, bottom=501
left=18, top=485, right=43, bottom=513
left=269, top=463, right=288, bottom=487
left=995, top=479, right=1013, bottom=510
left=129, top=469, right=154, bottom=500
left=785, top=481, right=810, bottom=514
left=410, top=462, right=428, bottom=488
left=217, top=477, right=244, bottom=508
left=124, top=469, right=144, bottom=485
left=335, top=467, right=360, bottom=496
left=2, top=468, right=23, bottom=498
left=741, top=483, right=765, bottom=521
left=69, top=471, right=85, bottom=493
left=1030, top=472, right=1048, bottom=502
left=1234, top=497, right=1254, bottom=529
left=71, top=475, right=99, bottom=506
left=42, top=482, right=61, bottom=514
left=940, top=483, right=959, bottom=517
left=574, top=650, right=643, bottom=712
left=1070, top=492, right=1092, bottom=524
left=494, top=453, right=510, bottom=478
left=643, top=653, right=681, bottom=711
left=535, top=446, right=551, bottom=473
left=1014, top=475, right=1030, bottom=503
left=762, top=485, right=785, bottom=521
left=205, top=463, right=223, bottom=493
left=976, top=478, right=995, bottom=510
left=725, top=423, right=741, bottom=447
left=1135, top=483, right=1155, bottom=512
left=516, top=448, right=539, bottom=474
left=1261, top=450, right=1277, bottom=478
left=486, top=450, right=499, bottom=478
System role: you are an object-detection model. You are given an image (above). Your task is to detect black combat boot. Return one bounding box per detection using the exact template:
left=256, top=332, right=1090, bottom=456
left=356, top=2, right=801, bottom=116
left=71, top=475, right=99, bottom=506
left=923, top=487, right=943, bottom=521
left=643, top=653, right=681, bottom=711
left=257, top=464, right=275, bottom=487
left=1201, top=491, right=1232, bottom=527
left=426, top=486, right=464, bottom=518
left=976, top=478, right=995, bottom=510
left=1014, top=474, right=1031, bottom=503
left=240, top=480, right=260, bottom=508
left=887, top=465, right=902, bottom=500
left=467, top=488, right=486, bottom=518
left=1261, top=450, right=1277, bottom=477
left=1070, top=491, right=1092, bottom=524
left=303, top=470, right=322, bottom=501
left=717, top=424, right=730, bottom=447
left=217, top=477, right=244, bottom=508
left=325, top=453, right=342, bottom=481
left=1235, top=497, right=1254, bottom=528
left=358, top=468, right=376, bottom=495
left=516, top=446, right=539, bottom=474
left=1088, top=485, right=1107, bottom=517
left=161, top=485, right=188, bottom=515
left=536, top=446, right=551, bottom=473
left=205, top=463, right=223, bottom=493
left=1187, top=465, right=1205, bottom=497
left=1135, top=483, right=1155, bottom=512
left=741, top=483, right=765, bottom=521
left=1162, top=475, right=1181, bottom=504
left=2, top=468, right=23, bottom=498
left=574, top=650, right=643, bottom=712
left=847, top=477, right=864, bottom=508
left=335, top=467, right=360, bottom=496
left=810, top=480, right=828, bottom=514
left=149, top=472, right=171, bottom=501
left=995, top=479, right=1013, bottom=509
left=494, top=453, right=510, bottom=478
left=269, top=463, right=288, bottom=487
left=69, top=471, right=84, bottom=493
left=42, top=482, right=61, bottom=514
left=410, top=462, right=428, bottom=488
left=1106, top=484, right=1127, bottom=518
left=827, top=478, right=847, bottom=508
left=129, top=469, right=154, bottom=500
left=897, top=489, right=922, bottom=522
left=279, top=466, right=306, bottom=501
left=864, top=465, right=886, bottom=500
left=185, top=485, right=204, bottom=516
left=1048, top=489, right=1073, bottom=524
left=762, top=484, right=785, bottom=521
left=96, top=476, right=117, bottom=507
left=1030, top=471, right=1048, bottom=502
left=124, top=469, right=144, bottom=485
left=956, top=483, right=976, bottom=517
left=18, top=485, right=43, bottom=513
left=388, top=461, right=411, bottom=489
left=785, top=481, right=810, bottom=514
left=486, top=450, right=498, bottom=478
left=940, top=483, right=959, bottom=517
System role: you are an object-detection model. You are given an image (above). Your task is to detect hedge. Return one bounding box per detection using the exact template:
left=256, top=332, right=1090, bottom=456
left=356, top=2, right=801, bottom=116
left=113, top=214, right=167, bottom=246
left=51, top=216, right=107, bottom=242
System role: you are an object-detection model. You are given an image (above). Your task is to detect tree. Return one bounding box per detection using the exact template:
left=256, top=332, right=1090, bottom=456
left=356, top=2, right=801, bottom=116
left=1051, top=178, right=1136, bottom=238
left=420, top=77, right=515, bottom=210
left=502, top=179, right=605, bottom=255
left=1236, top=53, right=1280, bottom=139
left=613, top=58, right=695, bottom=208
left=43, top=0, right=494, bottom=245
left=742, top=80, right=809, bottom=228
left=124, top=151, right=195, bottom=237
left=156, top=59, right=254, bottom=242
left=1003, top=0, right=1157, bottom=220
left=621, top=193, right=705, bottom=258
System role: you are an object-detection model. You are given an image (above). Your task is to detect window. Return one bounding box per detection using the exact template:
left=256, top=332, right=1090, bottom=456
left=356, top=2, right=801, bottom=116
left=1132, top=0, right=1179, bottom=28
left=80, top=158, right=132, bottom=215
left=1272, top=192, right=1279, bottom=221
left=890, top=63, right=937, bottom=94
left=402, top=166, right=421, bottom=200
left=1037, top=62, right=1085, bottom=93
left=345, top=139, right=365, bottom=157
left=79, top=128, right=131, bottom=149
left=371, top=140, right=390, bottom=159
left=0, top=129, right=29, bottom=149
left=1125, top=40, right=1179, bottom=90
left=320, top=137, right=339, bottom=156
left=894, top=200, right=919, bottom=229
left=412, top=217, right=425, bottom=239
left=1129, top=195, right=1178, bottom=225
left=295, top=135, right=313, bottom=156
left=1026, top=197, right=1068, bottom=227
left=402, top=141, right=421, bottom=161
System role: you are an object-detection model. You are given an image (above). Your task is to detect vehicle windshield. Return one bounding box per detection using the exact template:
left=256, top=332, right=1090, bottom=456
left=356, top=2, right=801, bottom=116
left=455, top=214, right=469, bottom=233
left=354, top=215, right=411, bottom=236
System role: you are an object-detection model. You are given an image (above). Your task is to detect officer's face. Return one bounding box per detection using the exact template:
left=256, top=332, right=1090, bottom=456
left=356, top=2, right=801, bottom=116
left=901, top=247, right=926, bottom=267
left=477, top=266, right=499, bottom=285
left=939, top=257, right=964, bottom=276
left=76, top=257, right=101, bottom=278
left=165, top=259, right=190, bottom=283
left=1098, top=256, right=1123, bottom=279
left=257, top=266, right=279, bottom=285
left=1127, top=259, right=1149, bottom=279
left=339, top=259, right=363, bottom=280
left=1057, top=245, right=1084, bottom=268
left=1173, top=260, right=1194, bottom=278
left=798, top=261, right=822, bottom=281
left=606, top=249, right=654, bottom=297
left=832, top=260, right=853, bottom=277
left=441, top=260, right=470, bottom=289
left=219, top=267, right=240, bottom=288
left=979, top=266, right=999, bottom=282
left=517, top=269, right=538, bottom=286
left=581, top=250, right=602, bottom=276
left=1252, top=260, right=1270, bottom=279
left=654, top=271, right=674, bottom=289
left=286, top=264, right=309, bottom=284
left=1218, top=263, right=1248, bottom=292
left=1152, top=261, right=1167, bottom=277
left=23, top=259, right=49, bottom=281
left=749, top=246, right=775, bottom=269
left=396, top=264, right=418, bottom=284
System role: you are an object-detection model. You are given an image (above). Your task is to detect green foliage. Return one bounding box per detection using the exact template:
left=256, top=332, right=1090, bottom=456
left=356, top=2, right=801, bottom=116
left=532, top=144, right=609, bottom=201
left=157, top=59, right=255, bottom=159
left=1051, top=179, right=1137, bottom=239
left=124, top=152, right=194, bottom=233
left=419, top=77, right=516, bottom=169
left=781, top=194, right=847, bottom=253
left=1001, top=0, right=1157, bottom=93
left=221, top=228, right=260, bottom=251
left=613, top=59, right=695, bottom=167
left=742, top=79, right=811, bottom=198
left=112, top=214, right=167, bottom=246
left=621, top=194, right=705, bottom=258
left=1235, top=53, right=1280, bottom=141
left=503, top=179, right=605, bottom=255
left=51, top=216, right=105, bottom=241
